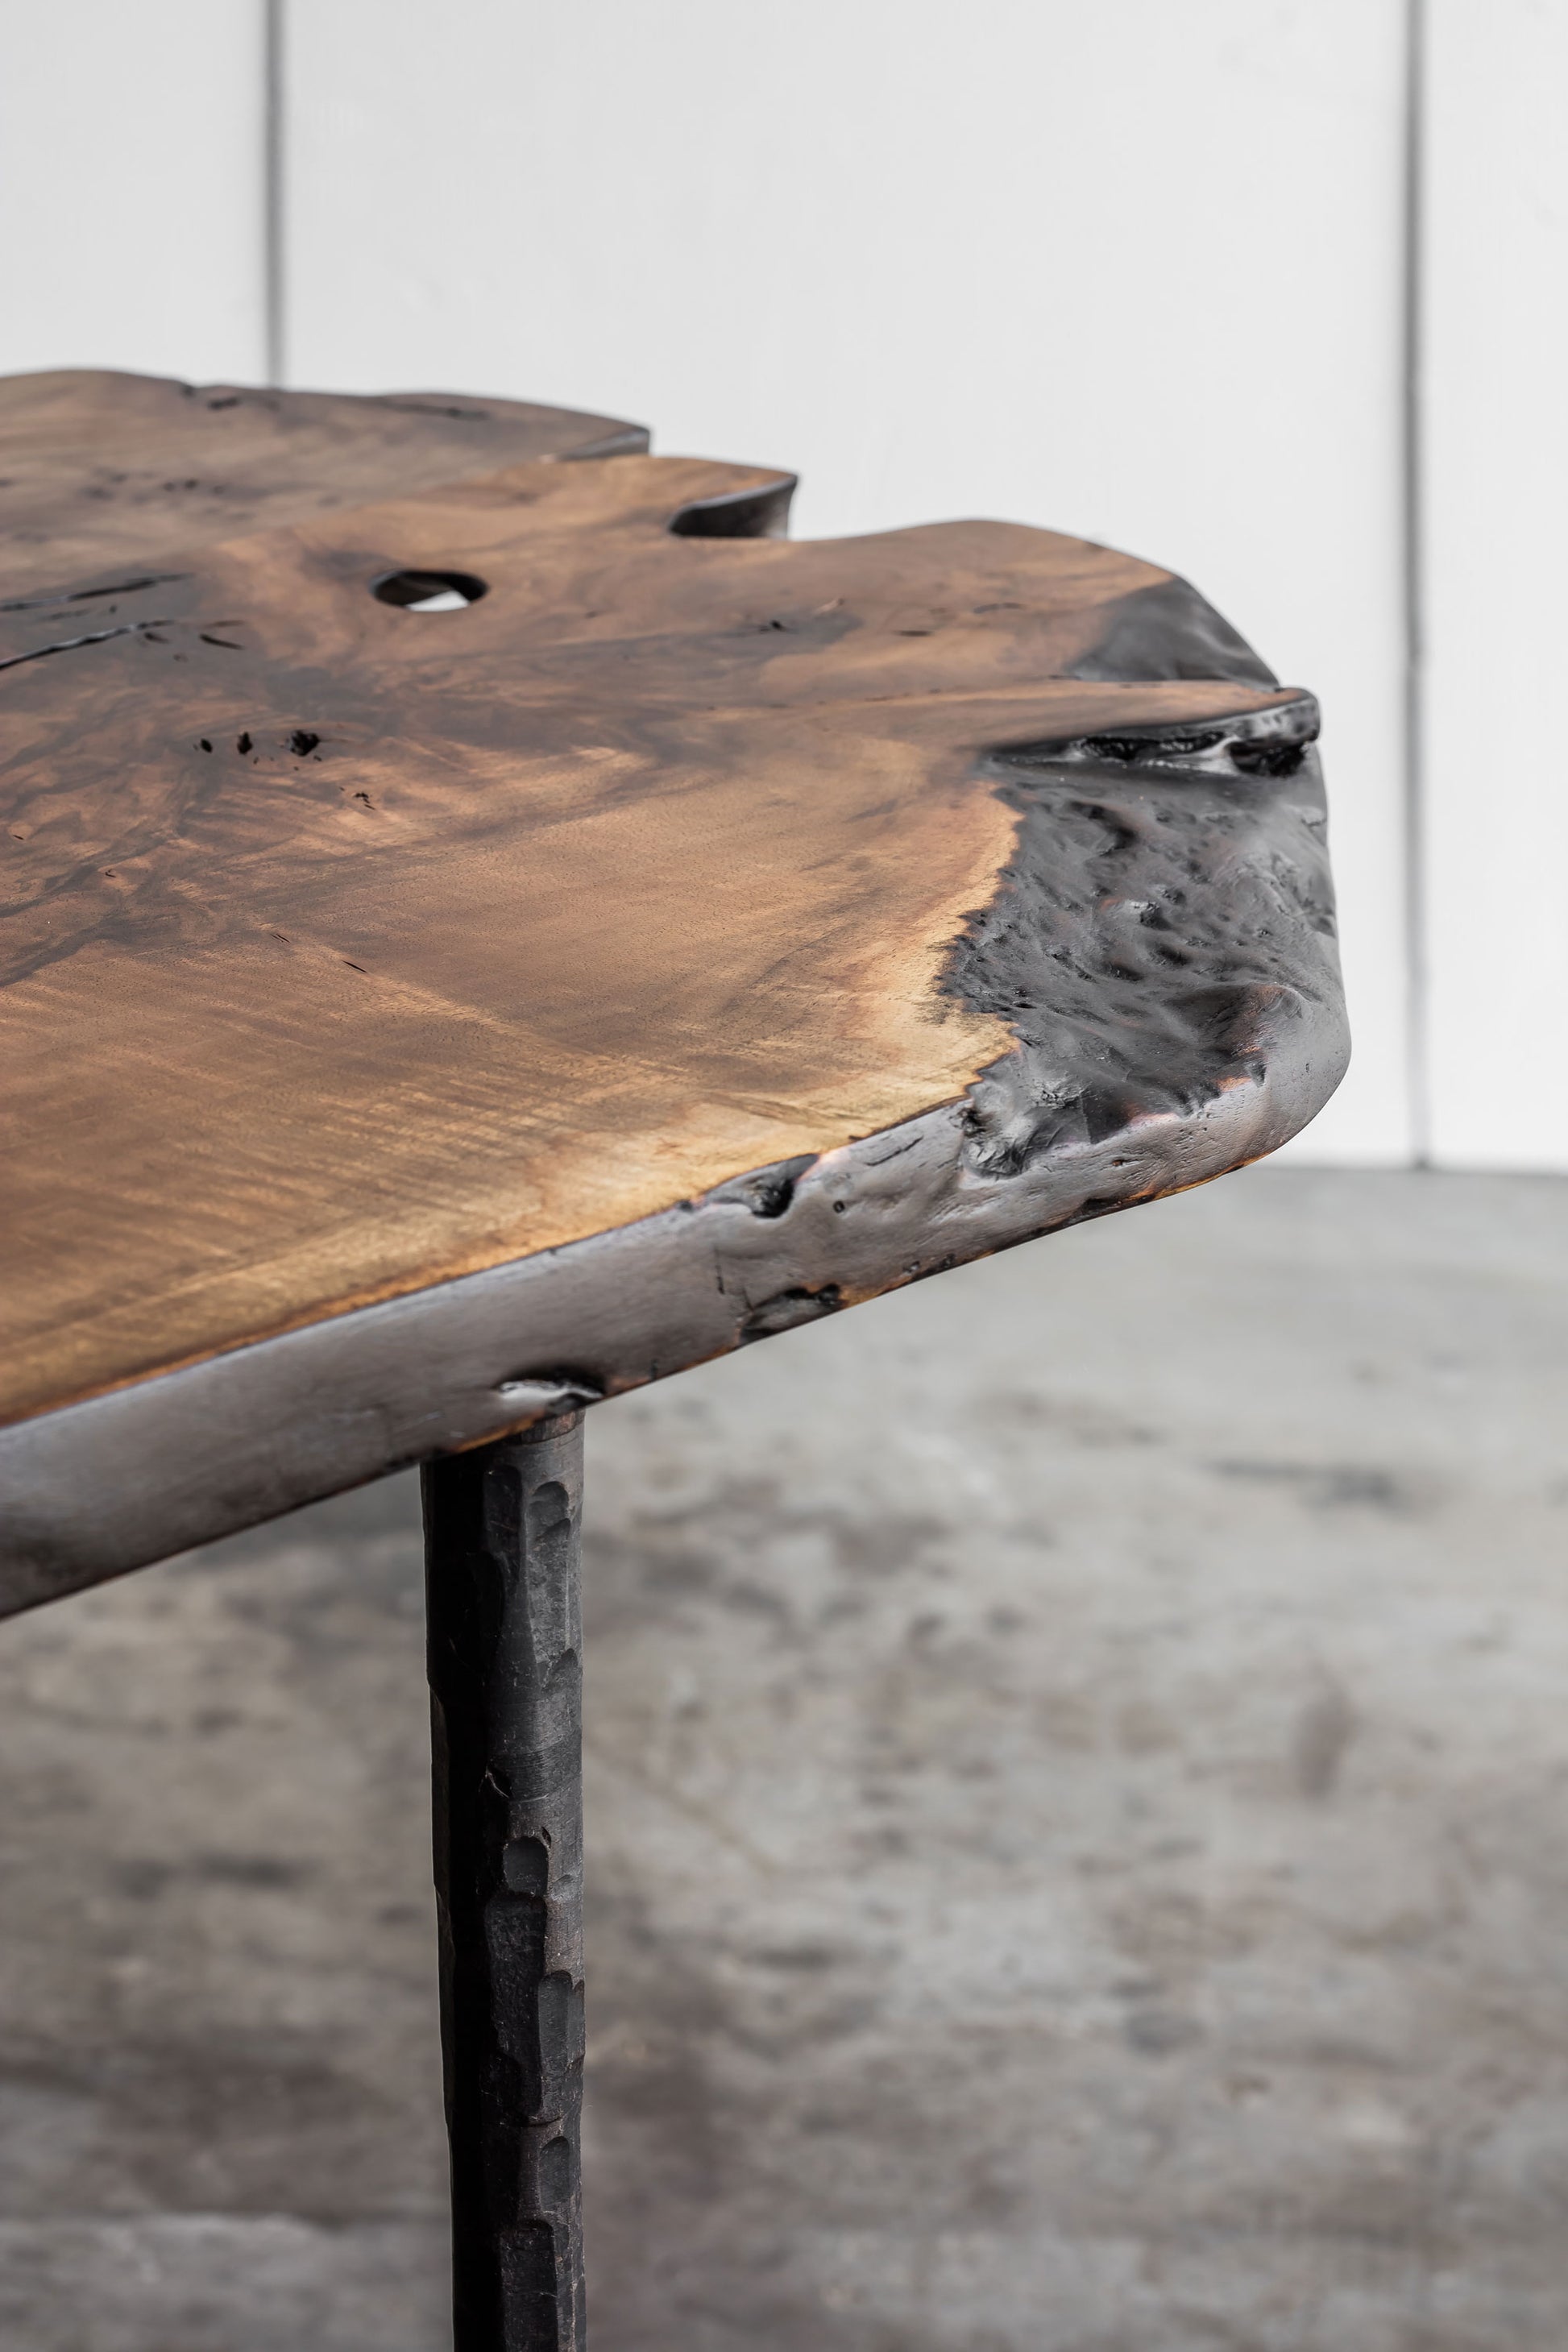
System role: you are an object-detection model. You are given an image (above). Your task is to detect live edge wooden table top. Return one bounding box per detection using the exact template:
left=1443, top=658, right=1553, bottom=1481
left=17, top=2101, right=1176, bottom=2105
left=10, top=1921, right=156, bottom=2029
left=0, top=369, right=1347, bottom=1613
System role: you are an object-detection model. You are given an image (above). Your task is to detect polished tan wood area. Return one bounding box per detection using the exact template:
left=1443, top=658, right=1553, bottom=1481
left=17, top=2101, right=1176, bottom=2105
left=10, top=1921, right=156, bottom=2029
left=2, top=446, right=1291, bottom=1428
left=0, top=367, right=643, bottom=591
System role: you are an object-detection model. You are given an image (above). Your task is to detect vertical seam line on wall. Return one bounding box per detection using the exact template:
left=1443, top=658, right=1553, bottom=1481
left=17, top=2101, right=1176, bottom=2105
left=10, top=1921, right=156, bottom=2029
left=1403, top=0, right=1430, bottom=1164
left=264, top=0, right=286, bottom=387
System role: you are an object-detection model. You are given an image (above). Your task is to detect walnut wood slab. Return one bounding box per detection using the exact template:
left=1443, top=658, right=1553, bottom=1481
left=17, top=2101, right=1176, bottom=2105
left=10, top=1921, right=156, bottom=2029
left=0, top=367, right=645, bottom=590
left=0, top=373, right=1347, bottom=1612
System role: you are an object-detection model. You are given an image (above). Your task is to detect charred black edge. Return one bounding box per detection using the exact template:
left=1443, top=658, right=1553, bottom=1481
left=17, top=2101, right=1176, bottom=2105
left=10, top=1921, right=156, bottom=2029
left=989, top=693, right=1320, bottom=778
left=1061, top=573, right=1280, bottom=691
left=0, top=695, right=1347, bottom=1616
left=667, top=476, right=798, bottom=540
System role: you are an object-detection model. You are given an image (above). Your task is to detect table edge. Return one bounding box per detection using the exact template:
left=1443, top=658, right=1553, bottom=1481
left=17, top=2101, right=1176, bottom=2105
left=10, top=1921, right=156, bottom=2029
left=0, top=968, right=1347, bottom=1614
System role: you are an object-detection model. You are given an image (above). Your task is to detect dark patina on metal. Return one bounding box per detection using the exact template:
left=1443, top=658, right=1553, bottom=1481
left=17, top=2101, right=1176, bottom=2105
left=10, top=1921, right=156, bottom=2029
left=425, top=1412, right=586, bottom=2352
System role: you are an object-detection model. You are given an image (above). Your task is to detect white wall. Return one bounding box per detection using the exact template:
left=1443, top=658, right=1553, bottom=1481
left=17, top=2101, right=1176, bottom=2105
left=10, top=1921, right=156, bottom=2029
left=0, top=0, right=268, bottom=386
left=1421, top=2, right=1568, bottom=1168
left=7, top=2, right=1565, bottom=1171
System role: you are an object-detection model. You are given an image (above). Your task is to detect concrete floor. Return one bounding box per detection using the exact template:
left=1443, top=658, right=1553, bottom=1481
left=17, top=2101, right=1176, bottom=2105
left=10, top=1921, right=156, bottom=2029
left=3, top=1165, right=1568, bottom=2350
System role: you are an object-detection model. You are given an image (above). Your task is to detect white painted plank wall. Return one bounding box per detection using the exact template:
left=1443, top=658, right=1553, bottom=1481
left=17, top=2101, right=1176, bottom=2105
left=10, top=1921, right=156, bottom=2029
left=0, top=1, right=268, bottom=387
left=282, top=0, right=1413, bottom=1166
left=21, top=4, right=1550, bottom=1171
left=1421, top=2, right=1568, bottom=1169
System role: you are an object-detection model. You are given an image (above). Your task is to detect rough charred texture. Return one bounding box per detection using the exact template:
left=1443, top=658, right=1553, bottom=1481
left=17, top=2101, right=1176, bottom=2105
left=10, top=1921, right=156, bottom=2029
left=0, top=371, right=1348, bottom=1610
left=424, top=1413, right=586, bottom=2352
left=949, top=699, right=1335, bottom=1174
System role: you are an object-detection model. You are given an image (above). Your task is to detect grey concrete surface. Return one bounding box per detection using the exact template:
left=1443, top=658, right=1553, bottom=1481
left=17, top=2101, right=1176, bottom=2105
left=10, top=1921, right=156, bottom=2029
left=3, top=1166, right=1568, bottom=2350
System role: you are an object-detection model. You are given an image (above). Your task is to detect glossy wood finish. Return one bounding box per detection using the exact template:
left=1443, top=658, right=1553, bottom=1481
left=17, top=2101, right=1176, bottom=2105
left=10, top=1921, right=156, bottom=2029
left=0, top=374, right=1347, bottom=1607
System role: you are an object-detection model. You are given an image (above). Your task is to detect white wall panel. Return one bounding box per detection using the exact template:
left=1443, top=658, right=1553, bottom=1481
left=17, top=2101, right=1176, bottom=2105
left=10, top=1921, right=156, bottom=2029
left=284, top=0, right=1412, bottom=1164
left=1421, top=2, right=1568, bottom=1168
left=0, top=1, right=268, bottom=386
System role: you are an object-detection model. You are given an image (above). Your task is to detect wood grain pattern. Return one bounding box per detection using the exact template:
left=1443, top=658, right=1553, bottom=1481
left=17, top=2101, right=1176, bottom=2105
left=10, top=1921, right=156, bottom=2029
left=0, top=369, right=645, bottom=591
left=0, top=374, right=1347, bottom=1605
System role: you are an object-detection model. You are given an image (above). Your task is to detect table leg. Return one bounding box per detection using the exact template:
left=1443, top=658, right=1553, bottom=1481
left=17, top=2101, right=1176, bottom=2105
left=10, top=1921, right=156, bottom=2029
left=423, top=1412, right=587, bottom=2352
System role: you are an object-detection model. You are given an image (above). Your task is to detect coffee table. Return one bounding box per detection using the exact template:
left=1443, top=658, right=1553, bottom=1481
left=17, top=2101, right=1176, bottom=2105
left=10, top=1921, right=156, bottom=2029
left=0, top=369, right=1347, bottom=2349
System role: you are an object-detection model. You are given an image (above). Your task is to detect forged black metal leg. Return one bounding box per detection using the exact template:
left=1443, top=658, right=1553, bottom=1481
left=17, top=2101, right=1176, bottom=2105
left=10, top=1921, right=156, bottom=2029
left=423, top=1412, right=587, bottom=2352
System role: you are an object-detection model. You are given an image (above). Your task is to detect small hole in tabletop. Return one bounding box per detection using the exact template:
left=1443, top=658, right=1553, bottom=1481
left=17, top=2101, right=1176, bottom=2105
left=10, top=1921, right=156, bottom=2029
left=371, top=569, right=489, bottom=612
